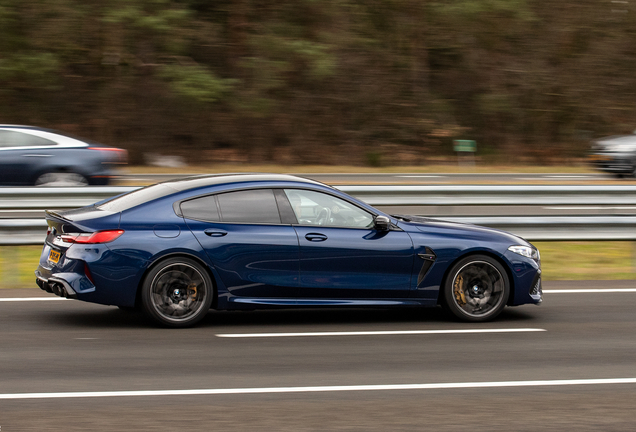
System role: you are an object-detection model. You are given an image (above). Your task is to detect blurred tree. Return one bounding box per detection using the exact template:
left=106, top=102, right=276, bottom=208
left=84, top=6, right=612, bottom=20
left=0, top=0, right=635, bottom=164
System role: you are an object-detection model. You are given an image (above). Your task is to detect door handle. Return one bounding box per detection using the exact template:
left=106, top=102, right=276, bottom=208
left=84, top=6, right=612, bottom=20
left=305, top=233, right=328, bottom=242
left=204, top=229, right=227, bottom=237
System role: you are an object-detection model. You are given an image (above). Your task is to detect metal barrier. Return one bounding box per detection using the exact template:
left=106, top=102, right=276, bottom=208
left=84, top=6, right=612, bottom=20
left=3, top=185, right=636, bottom=244
left=4, top=185, right=636, bottom=209
left=4, top=216, right=636, bottom=245
left=338, top=185, right=636, bottom=206
left=0, top=187, right=135, bottom=210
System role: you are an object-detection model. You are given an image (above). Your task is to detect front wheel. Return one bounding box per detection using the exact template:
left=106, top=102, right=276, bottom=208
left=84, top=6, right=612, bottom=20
left=141, top=257, right=214, bottom=327
left=442, top=255, right=509, bottom=322
left=35, top=172, right=89, bottom=186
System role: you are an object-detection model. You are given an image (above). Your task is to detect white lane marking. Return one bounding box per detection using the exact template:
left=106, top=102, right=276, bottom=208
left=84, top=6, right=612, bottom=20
left=2, top=378, right=636, bottom=400
left=216, top=328, right=546, bottom=338
left=0, top=297, right=68, bottom=302
left=544, top=206, right=636, bottom=210
left=544, top=175, right=593, bottom=179
left=396, top=175, right=443, bottom=178
left=515, top=177, right=596, bottom=181
left=544, top=289, right=636, bottom=293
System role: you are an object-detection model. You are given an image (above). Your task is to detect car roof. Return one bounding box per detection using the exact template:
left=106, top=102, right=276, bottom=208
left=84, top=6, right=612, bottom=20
left=0, top=125, right=54, bottom=132
left=0, top=125, right=107, bottom=146
left=159, top=173, right=326, bottom=191
left=94, top=173, right=331, bottom=213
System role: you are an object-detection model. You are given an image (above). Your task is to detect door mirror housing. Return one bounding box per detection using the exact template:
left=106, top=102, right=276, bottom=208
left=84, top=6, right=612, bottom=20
left=374, top=215, right=391, bottom=231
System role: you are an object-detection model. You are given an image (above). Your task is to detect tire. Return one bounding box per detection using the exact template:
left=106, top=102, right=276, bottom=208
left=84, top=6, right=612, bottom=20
left=140, top=257, right=214, bottom=328
left=35, top=172, right=89, bottom=186
left=442, top=255, right=510, bottom=322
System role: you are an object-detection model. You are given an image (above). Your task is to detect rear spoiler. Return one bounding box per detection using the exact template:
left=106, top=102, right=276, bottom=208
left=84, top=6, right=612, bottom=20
left=45, top=210, right=71, bottom=222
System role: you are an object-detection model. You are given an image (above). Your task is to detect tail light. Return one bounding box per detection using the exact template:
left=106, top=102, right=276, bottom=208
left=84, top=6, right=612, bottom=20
left=61, top=230, right=124, bottom=244
left=88, top=147, right=128, bottom=164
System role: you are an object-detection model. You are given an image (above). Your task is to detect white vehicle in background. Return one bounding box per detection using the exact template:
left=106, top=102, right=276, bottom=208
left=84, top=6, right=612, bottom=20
left=590, top=131, right=636, bottom=178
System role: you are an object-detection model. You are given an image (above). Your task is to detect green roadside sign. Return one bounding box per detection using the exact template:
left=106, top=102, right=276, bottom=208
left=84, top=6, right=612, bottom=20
left=454, top=139, right=476, bottom=152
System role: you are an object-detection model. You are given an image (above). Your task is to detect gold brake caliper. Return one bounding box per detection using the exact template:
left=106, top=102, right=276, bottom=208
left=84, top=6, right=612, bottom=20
left=187, top=283, right=198, bottom=300
left=454, top=275, right=466, bottom=305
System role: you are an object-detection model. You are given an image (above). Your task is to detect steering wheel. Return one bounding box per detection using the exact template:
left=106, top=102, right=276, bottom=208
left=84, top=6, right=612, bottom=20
left=316, top=207, right=331, bottom=226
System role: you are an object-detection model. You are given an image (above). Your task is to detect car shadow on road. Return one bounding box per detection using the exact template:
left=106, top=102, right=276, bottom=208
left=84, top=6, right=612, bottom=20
left=49, top=304, right=539, bottom=330
left=199, top=305, right=539, bottom=329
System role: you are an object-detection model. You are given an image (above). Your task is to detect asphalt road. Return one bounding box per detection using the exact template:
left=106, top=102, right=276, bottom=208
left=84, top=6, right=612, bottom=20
left=1, top=281, right=636, bottom=431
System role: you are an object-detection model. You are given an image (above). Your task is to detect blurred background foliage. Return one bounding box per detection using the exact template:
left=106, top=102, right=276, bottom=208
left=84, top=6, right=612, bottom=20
left=0, top=0, right=635, bottom=165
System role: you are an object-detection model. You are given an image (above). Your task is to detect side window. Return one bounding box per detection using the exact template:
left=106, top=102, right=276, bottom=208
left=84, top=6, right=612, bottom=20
left=217, top=189, right=281, bottom=224
left=284, top=189, right=374, bottom=228
left=180, top=195, right=220, bottom=222
left=0, top=130, right=56, bottom=148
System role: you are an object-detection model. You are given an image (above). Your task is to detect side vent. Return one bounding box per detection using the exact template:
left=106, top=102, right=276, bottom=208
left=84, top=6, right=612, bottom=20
left=417, top=247, right=437, bottom=286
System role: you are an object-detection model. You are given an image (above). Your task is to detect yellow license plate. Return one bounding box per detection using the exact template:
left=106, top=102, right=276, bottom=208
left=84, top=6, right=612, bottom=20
left=48, top=249, right=61, bottom=264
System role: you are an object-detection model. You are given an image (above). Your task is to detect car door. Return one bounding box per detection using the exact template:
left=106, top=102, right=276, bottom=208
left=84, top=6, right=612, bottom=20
left=284, top=189, right=414, bottom=299
left=182, top=188, right=300, bottom=298
left=0, top=129, right=57, bottom=185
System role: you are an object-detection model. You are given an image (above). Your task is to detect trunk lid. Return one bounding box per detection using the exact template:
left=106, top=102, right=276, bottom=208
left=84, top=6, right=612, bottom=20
left=44, top=206, right=121, bottom=249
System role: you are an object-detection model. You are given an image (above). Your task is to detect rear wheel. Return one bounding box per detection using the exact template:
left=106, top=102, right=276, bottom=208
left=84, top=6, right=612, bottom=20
left=442, top=255, right=509, bottom=322
left=35, top=172, right=88, bottom=186
left=141, top=257, right=213, bottom=327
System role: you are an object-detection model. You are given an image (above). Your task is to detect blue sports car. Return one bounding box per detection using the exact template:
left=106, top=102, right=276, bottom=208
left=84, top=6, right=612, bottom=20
left=35, top=174, right=542, bottom=327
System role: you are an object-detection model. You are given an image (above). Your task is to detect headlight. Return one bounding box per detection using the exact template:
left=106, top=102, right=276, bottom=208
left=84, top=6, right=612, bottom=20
left=508, top=245, right=540, bottom=260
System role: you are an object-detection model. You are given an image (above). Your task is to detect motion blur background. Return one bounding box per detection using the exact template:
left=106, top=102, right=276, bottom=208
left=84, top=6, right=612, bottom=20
left=1, top=0, right=635, bottom=166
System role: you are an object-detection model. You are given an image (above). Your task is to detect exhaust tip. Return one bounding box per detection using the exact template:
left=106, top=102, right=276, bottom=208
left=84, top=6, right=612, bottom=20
left=51, top=283, right=68, bottom=297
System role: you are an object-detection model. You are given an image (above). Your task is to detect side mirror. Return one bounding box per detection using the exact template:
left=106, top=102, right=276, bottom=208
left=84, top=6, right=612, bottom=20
left=374, top=215, right=391, bottom=231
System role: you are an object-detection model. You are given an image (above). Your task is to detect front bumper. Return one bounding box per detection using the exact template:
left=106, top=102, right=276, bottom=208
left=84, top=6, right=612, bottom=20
left=590, top=153, right=634, bottom=174
left=529, top=271, right=543, bottom=304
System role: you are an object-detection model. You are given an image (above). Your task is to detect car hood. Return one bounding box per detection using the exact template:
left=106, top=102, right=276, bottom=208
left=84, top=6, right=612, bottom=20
left=394, top=215, right=530, bottom=246
left=594, top=134, right=636, bottom=152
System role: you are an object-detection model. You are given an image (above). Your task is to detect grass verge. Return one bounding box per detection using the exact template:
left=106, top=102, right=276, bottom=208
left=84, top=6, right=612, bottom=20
left=1, top=241, right=634, bottom=289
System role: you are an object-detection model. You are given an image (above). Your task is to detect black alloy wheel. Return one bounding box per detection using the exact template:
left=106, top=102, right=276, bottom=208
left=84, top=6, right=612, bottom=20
left=141, top=257, right=214, bottom=327
left=443, top=254, right=510, bottom=322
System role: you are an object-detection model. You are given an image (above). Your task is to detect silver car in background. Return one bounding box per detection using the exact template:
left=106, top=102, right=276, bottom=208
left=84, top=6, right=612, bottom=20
left=0, top=125, right=127, bottom=186
left=590, top=132, right=636, bottom=178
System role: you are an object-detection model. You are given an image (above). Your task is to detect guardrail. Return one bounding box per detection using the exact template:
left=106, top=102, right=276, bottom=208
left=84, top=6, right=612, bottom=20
left=5, top=185, right=636, bottom=209
left=4, top=216, right=636, bottom=245
left=0, top=187, right=134, bottom=210
left=338, top=185, right=636, bottom=206
left=3, top=185, right=636, bottom=244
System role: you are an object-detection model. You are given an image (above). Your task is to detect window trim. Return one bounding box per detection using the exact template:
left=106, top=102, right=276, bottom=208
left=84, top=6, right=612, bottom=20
left=174, top=185, right=397, bottom=230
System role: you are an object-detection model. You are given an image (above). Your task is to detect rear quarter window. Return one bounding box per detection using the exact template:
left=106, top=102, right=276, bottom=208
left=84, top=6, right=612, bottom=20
left=180, top=195, right=220, bottom=222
